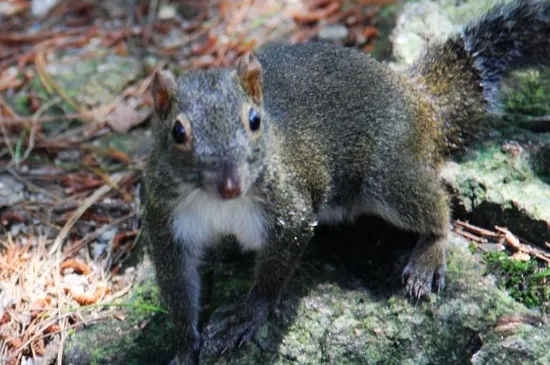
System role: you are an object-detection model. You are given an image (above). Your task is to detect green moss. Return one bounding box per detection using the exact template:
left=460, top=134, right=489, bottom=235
left=13, top=94, right=31, bottom=115
left=482, top=251, right=549, bottom=313
left=64, top=265, right=174, bottom=365
left=502, top=70, right=550, bottom=117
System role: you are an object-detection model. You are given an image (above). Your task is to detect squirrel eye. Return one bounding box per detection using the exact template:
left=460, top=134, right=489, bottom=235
left=248, top=108, right=261, bottom=132
left=172, top=121, right=187, bottom=144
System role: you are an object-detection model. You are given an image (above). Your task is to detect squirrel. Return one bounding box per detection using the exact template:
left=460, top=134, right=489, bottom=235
left=141, top=0, right=550, bottom=363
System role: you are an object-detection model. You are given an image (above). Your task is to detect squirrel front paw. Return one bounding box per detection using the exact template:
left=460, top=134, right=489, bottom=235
left=200, top=298, right=270, bottom=358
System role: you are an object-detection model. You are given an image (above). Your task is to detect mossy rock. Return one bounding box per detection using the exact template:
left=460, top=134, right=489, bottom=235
left=442, top=130, right=550, bottom=247
left=62, top=227, right=549, bottom=365
left=389, top=0, right=515, bottom=70
left=502, top=69, right=550, bottom=117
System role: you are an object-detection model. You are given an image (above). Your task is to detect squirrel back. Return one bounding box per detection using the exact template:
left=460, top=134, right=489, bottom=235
left=408, top=0, right=550, bottom=148
left=255, top=43, right=443, bottom=210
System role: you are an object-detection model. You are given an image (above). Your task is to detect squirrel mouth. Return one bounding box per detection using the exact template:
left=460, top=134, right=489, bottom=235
left=217, top=177, right=242, bottom=200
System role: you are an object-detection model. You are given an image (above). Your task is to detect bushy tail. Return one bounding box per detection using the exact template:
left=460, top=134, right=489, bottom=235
left=408, top=0, right=550, bottom=149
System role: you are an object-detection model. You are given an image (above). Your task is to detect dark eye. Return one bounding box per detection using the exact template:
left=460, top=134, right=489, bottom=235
left=172, top=122, right=187, bottom=144
left=248, top=108, right=261, bottom=132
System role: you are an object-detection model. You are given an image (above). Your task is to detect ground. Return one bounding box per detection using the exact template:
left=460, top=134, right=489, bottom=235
left=0, top=1, right=549, bottom=364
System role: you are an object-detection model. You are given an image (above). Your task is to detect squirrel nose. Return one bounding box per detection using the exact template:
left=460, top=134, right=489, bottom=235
left=217, top=178, right=241, bottom=200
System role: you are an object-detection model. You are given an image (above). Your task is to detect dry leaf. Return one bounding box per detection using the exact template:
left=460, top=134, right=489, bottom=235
left=0, top=68, right=23, bottom=92
left=510, top=251, right=531, bottom=262
left=60, top=258, right=92, bottom=275
left=0, top=1, right=29, bottom=16
left=105, top=101, right=152, bottom=133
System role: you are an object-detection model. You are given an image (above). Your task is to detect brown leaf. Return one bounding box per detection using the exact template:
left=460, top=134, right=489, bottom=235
left=60, top=258, right=92, bottom=275
left=0, top=311, right=10, bottom=325
left=105, top=101, right=152, bottom=134
left=32, top=337, right=46, bottom=356
left=495, top=226, right=521, bottom=249
left=0, top=68, right=23, bottom=92
left=510, top=251, right=531, bottom=262
left=291, top=1, right=340, bottom=24
left=0, top=1, right=29, bottom=16
left=44, top=324, right=61, bottom=334
left=66, top=285, right=110, bottom=305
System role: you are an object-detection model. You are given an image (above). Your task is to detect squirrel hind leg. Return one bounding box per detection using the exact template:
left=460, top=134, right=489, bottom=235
left=402, top=233, right=447, bottom=299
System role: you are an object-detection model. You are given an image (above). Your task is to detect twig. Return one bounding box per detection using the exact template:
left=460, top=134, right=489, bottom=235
left=5, top=167, right=63, bottom=201
left=63, top=213, right=136, bottom=258
left=20, top=97, right=62, bottom=165
left=35, top=48, right=85, bottom=113
left=454, top=227, right=487, bottom=243
left=143, top=0, right=160, bottom=46
left=56, top=317, right=68, bottom=365
left=495, top=226, right=521, bottom=249
left=0, top=116, right=16, bottom=162
left=48, top=173, right=127, bottom=255
left=0, top=94, right=20, bottom=118
left=0, top=113, right=90, bottom=125
left=495, top=226, right=550, bottom=264
left=0, top=28, right=88, bottom=44
left=455, top=220, right=499, bottom=238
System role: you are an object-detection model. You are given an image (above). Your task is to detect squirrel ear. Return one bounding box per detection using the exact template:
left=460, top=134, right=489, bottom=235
left=236, top=52, right=263, bottom=104
left=152, top=70, right=177, bottom=120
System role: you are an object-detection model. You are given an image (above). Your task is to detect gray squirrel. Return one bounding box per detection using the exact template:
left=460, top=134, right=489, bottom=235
left=140, top=0, right=550, bottom=363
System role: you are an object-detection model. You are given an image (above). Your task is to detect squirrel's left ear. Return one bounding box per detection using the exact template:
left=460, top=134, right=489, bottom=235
left=236, top=52, right=263, bottom=105
left=152, top=70, right=178, bottom=120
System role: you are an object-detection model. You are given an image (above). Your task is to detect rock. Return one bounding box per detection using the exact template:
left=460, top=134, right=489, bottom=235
left=99, top=227, right=118, bottom=243
left=62, top=229, right=549, bottom=365
left=442, top=133, right=550, bottom=248
left=63, top=257, right=174, bottom=365
left=158, top=5, right=177, bottom=20
left=389, top=0, right=515, bottom=71
left=0, top=174, right=25, bottom=207
left=390, top=1, right=455, bottom=70
left=317, top=24, right=349, bottom=43
left=389, top=1, right=550, bottom=249
left=31, top=0, right=58, bottom=17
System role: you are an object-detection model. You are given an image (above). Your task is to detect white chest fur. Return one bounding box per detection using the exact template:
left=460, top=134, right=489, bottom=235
left=171, top=188, right=266, bottom=255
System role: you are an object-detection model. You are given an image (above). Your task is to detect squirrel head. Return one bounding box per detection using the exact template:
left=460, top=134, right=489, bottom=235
left=151, top=52, right=268, bottom=201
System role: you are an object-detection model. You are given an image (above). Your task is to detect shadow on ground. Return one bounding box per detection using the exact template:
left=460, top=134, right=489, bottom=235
left=63, top=216, right=421, bottom=365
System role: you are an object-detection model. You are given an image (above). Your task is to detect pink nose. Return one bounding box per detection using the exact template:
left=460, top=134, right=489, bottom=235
left=218, top=179, right=241, bottom=200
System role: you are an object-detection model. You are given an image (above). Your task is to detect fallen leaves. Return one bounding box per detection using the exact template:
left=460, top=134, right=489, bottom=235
left=291, top=1, right=341, bottom=24
left=104, top=101, right=152, bottom=134
left=0, top=0, right=29, bottom=17
left=64, top=285, right=110, bottom=306
left=0, top=68, right=24, bottom=92
left=60, top=258, right=92, bottom=276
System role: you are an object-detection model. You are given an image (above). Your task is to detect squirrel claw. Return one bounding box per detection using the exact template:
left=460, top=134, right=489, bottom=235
left=201, top=301, right=269, bottom=358
left=402, top=262, right=445, bottom=300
